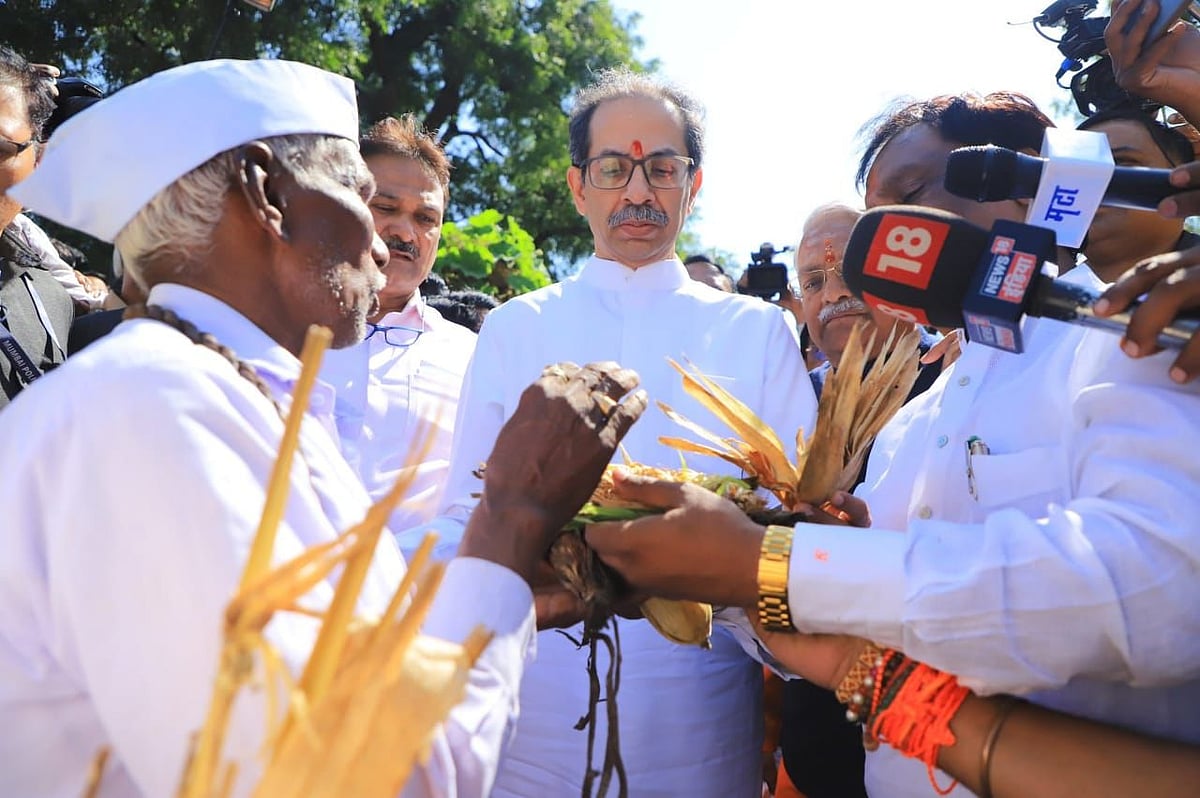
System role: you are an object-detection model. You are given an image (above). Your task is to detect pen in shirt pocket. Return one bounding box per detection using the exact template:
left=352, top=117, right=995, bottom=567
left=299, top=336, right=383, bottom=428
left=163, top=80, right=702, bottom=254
left=966, top=435, right=990, bottom=501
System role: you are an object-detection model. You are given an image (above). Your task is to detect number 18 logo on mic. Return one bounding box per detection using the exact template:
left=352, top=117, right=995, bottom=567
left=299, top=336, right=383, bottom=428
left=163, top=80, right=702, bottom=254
left=863, top=214, right=949, bottom=290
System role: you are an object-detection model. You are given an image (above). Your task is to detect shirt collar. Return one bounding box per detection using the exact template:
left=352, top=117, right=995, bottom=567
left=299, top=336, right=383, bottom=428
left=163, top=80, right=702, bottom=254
left=575, top=254, right=690, bottom=291
left=143, top=284, right=337, bottom=418
left=375, top=290, right=427, bottom=328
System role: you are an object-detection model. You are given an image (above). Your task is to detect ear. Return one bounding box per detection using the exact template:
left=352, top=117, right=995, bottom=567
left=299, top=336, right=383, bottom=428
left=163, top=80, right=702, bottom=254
left=685, top=167, right=704, bottom=215
left=567, top=165, right=587, bottom=215
left=236, top=141, right=287, bottom=240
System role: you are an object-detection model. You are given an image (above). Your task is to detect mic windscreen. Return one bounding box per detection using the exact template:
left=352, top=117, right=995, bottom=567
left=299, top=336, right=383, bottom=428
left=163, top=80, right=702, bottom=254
left=944, top=146, right=1021, bottom=203
left=843, top=205, right=992, bottom=329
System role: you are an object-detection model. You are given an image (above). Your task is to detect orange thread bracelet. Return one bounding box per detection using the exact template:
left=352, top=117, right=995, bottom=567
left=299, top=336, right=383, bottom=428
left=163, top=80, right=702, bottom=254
left=867, top=662, right=970, bottom=796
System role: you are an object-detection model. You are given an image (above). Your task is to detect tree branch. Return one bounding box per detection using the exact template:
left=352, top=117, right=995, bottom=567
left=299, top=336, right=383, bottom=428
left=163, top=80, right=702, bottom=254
left=446, top=126, right=507, bottom=160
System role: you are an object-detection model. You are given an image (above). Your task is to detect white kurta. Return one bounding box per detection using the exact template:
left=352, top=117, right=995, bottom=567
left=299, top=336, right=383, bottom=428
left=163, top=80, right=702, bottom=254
left=322, top=291, right=477, bottom=531
left=427, top=256, right=819, bottom=797
left=0, top=284, right=534, bottom=798
left=781, top=269, right=1200, bottom=797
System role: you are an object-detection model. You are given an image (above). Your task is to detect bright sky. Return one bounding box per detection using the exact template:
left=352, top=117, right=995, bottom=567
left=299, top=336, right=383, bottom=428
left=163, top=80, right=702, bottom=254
left=612, top=0, right=1082, bottom=276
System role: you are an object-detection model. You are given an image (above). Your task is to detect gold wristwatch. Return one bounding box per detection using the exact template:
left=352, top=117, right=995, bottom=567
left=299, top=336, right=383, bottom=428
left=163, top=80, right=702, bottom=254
left=757, top=525, right=795, bottom=633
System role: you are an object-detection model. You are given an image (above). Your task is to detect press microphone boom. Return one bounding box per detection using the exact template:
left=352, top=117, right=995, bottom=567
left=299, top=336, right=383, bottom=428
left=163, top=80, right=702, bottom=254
left=944, top=145, right=1181, bottom=211
left=842, top=205, right=1200, bottom=353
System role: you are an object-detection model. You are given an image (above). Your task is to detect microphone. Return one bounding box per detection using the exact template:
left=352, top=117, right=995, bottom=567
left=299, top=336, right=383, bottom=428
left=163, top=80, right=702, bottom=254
left=944, top=145, right=1180, bottom=212
left=842, top=205, right=1200, bottom=354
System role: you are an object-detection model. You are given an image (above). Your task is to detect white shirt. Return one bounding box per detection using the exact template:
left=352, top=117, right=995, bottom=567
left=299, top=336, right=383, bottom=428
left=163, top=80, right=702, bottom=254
left=427, top=255, right=818, bottom=797
left=323, top=291, right=476, bottom=531
left=781, top=267, right=1200, bottom=797
left=0, top=284, right=534, bottom=798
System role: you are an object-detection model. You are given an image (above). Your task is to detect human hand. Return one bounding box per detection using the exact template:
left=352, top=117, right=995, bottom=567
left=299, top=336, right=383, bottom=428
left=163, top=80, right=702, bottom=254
left=749, top=614, right=871, bottom=693
left=530, top=560, right=588, bottom=630
left=1094, top=246, right=1200, bottom=382
left=30, top=63, right=60, bottom=97
left=920, top=328, right=962, bottom=368
left=1158, top=160, right=1200, bottom=219
left=794, top=490, right=872, bottom=528
left=459, top=361, right=647, bottom=582
left=584, top=471, right=765, bottom=607
left=1107, top=0, right=1200, bottom=122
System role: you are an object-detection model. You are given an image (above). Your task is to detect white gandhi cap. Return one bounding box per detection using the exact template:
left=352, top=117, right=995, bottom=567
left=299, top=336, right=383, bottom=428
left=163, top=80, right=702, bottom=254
left=10, top=58, right=360, bottom=244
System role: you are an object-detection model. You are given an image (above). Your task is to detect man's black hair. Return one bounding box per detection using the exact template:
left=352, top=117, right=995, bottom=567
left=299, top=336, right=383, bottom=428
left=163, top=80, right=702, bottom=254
left=683, top=253, right=728, bottom=275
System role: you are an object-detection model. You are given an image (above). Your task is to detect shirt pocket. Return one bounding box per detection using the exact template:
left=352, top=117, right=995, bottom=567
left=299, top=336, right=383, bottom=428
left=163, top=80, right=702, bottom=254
left=970, top=445, right=1069, bottom=515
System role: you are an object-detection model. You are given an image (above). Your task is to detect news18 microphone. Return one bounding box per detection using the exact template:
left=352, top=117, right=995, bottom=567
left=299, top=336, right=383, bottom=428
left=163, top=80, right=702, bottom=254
left=943, top=145, right=1183, bottom=212
left=842, top=206, right=1200, bottom=354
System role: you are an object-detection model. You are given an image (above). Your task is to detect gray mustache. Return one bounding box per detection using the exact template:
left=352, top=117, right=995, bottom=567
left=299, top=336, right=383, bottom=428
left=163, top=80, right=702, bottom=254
left=817, top=297, right=868, bottom=325
left=384, top=238, right=420, bottom=259
left=608, top=205, right=669, bottom=228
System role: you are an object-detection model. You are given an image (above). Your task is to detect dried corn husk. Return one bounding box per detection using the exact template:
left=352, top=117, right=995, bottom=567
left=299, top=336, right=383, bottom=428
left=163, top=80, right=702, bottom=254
left=659, top=322, right=921, bottom=509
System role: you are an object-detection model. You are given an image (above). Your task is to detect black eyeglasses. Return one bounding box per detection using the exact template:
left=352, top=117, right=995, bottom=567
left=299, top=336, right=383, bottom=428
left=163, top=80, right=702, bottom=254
left=578, top=154, right=695, bottom=190
left=365, top=322, right=424, bottom=348
left=0, top=136, right=36, bottom=161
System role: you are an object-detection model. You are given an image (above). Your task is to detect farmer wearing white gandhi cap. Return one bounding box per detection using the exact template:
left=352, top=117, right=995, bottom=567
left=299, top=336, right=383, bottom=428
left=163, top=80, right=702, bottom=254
left=0, top=58, right=644, bottom=798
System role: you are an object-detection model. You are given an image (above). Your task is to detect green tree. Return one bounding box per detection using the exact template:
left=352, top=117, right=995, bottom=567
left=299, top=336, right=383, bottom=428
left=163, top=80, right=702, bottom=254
left=2, top=0, right=648, bottom=278
left=436, top=209, right=552, bottom=299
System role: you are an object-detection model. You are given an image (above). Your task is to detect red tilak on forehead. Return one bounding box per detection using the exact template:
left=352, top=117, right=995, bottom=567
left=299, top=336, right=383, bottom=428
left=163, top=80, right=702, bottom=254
left=824, top=239, right=838, bottom=266
left=631, top=140, right=644, bottom=159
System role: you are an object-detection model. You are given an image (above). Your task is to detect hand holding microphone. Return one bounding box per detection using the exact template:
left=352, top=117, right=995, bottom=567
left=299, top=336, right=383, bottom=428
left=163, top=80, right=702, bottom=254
left=1097, top=243, right=1200, bottom=382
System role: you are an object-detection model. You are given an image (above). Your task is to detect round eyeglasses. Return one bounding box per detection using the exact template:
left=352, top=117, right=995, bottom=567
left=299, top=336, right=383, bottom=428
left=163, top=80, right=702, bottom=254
left=578, top=154, right=695, bottom=190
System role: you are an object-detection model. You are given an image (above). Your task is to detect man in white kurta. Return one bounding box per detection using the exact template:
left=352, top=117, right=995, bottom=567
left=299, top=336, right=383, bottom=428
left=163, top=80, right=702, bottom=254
left=325, top=291, right=476, bottom=530
left=0, top=58, right=643, bottom=798
left=322, top=116, right=475, bottom=531
left=784, top=265, right=1200, bottom=796
left=431, top=70, right=818, bottom=796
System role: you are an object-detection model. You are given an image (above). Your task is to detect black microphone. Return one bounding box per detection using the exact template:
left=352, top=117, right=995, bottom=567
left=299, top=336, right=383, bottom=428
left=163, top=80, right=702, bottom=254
left=842, top=205, right=1200, bottom=354
left=944, top=145, right=1180, bottom=212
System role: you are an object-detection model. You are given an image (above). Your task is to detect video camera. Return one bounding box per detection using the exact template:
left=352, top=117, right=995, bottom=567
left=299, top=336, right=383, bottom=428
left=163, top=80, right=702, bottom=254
left=1033, top=0, right=1200, bottom=116
left=738, top=242, right=791, bottom=301
left=44, top=77, right=104, bottom=139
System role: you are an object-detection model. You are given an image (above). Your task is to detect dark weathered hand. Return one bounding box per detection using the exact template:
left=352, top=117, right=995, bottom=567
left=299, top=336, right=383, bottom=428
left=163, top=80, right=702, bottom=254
left=1095, top=245, right=1200, bottom=382
left=459, top=361, right=647, bottom=582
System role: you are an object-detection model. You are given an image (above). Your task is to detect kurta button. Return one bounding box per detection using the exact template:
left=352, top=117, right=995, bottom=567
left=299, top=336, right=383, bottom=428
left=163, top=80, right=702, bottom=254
left=918, top=506, right=933, bottom=520
left=958, top=376, right=971, bottom=387
left=936, top=434, right=949, bottom=448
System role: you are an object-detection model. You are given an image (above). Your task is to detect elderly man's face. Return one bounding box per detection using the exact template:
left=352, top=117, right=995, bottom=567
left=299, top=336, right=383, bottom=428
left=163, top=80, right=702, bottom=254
left=366, top=153, right=445, bottom=316
left=288, top=140, right=388, bottom=347
left=797, top=210, right=901, bottom=367
left=0, top=86, right=39, bottom=231
left=567, top=95, right=702, bottom=269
